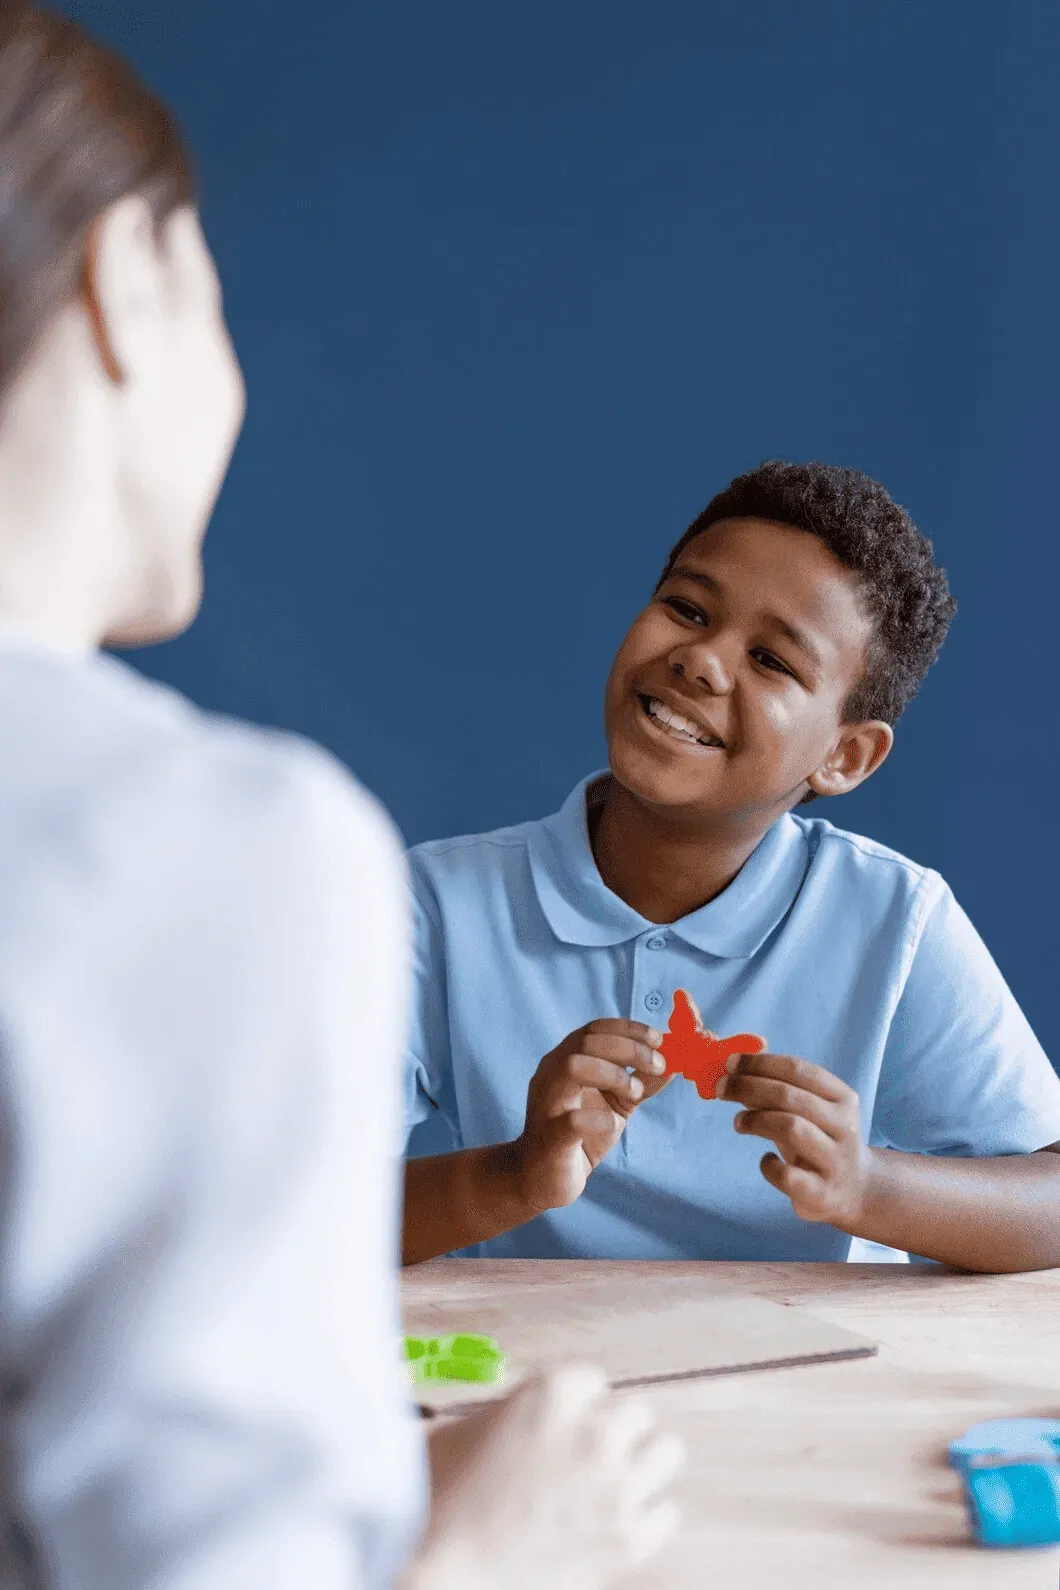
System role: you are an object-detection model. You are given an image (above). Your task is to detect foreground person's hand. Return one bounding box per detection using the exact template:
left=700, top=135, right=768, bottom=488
left=402, top=1363, right=684, bottom=1590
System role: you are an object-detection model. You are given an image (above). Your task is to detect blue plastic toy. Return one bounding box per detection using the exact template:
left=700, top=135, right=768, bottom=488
left=949, top=1418, right=1060, bottom=1548
left=949, top=1418, right=1060, bottom=1474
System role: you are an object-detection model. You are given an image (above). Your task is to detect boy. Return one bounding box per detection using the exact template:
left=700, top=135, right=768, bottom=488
left=402, top=461, right=1060, bottom=1268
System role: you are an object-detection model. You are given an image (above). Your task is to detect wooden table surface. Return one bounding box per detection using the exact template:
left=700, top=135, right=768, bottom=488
left=401, top=1259, right=1060, bottom=1589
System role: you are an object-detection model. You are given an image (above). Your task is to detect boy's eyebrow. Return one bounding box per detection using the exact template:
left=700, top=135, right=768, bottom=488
left=665, top=562, right=825, bottom=671
left=667, top=563, right=722, bottom=597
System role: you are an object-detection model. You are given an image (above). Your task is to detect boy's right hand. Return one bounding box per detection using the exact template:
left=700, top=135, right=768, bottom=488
left=512, top=1020, right=671, bottom=1213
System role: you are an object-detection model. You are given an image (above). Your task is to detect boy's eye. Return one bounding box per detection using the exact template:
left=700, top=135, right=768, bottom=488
left=663, top=596, right=707, bottom=625
left=752, top=648, right=794, bottom=677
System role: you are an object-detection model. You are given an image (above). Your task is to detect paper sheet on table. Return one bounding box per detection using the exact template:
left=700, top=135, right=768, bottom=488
left=405, top=1270, right=876, bottom=1412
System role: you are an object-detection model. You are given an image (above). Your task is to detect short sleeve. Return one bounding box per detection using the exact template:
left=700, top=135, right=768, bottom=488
left=871, top=878, right=1060, bottom=1156
left=402, top=857, right=461, bottom=1151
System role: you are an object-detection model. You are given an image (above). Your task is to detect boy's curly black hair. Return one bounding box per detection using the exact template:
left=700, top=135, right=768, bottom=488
left=655, top=460, right=957, bottom=731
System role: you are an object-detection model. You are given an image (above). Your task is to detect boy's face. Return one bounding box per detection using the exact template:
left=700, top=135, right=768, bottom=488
left=603, top=517, right=889, bottom=824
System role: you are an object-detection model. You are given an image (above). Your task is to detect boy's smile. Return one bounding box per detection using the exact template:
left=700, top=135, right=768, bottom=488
left=636, top=692, right=726, bottom=752
left=603, top=516, right=891, bottom=831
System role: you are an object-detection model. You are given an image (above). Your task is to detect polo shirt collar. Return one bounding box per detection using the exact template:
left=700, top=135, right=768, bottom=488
left=526, top=769, right=810, bottom=960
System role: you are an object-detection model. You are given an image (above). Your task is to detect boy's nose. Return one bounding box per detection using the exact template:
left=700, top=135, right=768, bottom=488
left=670, top=647, right=732, bottom=695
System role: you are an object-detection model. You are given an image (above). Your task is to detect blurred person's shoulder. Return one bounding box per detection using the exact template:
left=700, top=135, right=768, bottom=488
left=0, top=643, right=402, bottom=884
left=110, top=656, right=403, bottom=874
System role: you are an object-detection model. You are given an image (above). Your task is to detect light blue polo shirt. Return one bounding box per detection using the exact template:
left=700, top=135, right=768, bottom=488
left=402, top=770, right=1060, bottom=1261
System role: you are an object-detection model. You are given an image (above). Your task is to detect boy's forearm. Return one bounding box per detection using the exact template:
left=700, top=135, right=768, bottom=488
left=402, top=1144, right=537, bottom=1265
left=844, top=1145, right=1060, bottom=1272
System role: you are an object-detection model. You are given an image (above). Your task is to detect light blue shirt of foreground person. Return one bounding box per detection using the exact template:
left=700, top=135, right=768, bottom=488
left=404, top=770, right=1060, bottom=1263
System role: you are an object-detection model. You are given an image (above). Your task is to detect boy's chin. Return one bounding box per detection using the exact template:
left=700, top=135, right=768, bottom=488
left=608, top=737, right=727, bottom=812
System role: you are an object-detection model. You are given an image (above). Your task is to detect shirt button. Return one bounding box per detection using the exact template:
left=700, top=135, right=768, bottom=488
left=646, top=935, right=667, bottom=951
left=644, top=991, right=664, bottom=1012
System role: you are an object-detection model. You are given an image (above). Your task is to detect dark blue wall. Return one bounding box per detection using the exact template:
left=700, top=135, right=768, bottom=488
left=67, top=1, right=1060, bottom=1070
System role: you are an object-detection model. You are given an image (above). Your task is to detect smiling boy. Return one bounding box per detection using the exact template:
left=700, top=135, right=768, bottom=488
left=402, top=461, right=1060, bottom=1269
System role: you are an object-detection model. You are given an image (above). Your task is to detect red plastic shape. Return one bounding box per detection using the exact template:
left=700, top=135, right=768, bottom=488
left=659, top=988, right=766, bottom=1100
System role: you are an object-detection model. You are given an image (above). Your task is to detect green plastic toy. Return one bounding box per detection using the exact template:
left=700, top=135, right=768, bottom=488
left=404, top=1333, right=506, bottom=1385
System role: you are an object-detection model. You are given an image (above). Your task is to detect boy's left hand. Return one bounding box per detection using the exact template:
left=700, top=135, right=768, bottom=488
left=717, top=1052, right=873, bottom=1227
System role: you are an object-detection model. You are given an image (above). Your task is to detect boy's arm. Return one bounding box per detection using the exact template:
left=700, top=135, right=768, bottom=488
left=403, top=1145, right=537, bottom=1265
left=402, top=1020, right=668, bottom=1265
left=719, top=1051, right=1060, bottom=1271
left=720, top=877, right=1060, bottom=1273
left=848, top=1138, right=1060, bottom=1271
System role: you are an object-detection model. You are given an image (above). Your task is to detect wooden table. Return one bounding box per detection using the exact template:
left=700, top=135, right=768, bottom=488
left=401, top=1260, right=1060, bottom=1588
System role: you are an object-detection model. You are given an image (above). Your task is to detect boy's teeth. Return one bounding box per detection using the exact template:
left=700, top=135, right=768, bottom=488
left=647, top=697, right=710, bottom=745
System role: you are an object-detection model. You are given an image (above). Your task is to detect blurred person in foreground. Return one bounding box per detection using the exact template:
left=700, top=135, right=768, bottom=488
left=0, top=5, right=682, bottom=1587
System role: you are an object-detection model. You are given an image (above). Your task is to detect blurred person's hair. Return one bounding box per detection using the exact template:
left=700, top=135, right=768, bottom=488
left=0, top=1, right=194, bottom=406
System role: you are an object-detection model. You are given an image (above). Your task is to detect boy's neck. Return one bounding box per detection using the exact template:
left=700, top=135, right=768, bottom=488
left=587, top=775, right=780, bottom=925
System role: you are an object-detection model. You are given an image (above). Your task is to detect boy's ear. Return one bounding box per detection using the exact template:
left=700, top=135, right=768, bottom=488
left=806, top=720, right=894, bottom=799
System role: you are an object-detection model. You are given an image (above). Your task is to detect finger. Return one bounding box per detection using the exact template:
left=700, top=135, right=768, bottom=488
left=582, top=1019, right=665, bottom=1050
left=638, top=1070, right=676, bottom=1100
left=597, top=1394, right=657, bottom=1459
left=573, top=1033, right=667, bottom=1076
left=717, top=1074, right=843, bottom=1137
left=733, top=1109, right=836, bottom=1173
left=625, top=1431, right=686, bottom=1504
left=538, top=1106, right=619, bottom=1148
left=568, top=1052, right=647, bottom=1103
left=520, top=1362, right=609, bottom=1426
left=539, top=1070, right=630, bottom=1119
left=626, top=1499, right=682, bottom=1568
left=759, top=1152, right=826, bottom=1213
left=723, top=1050, right=854, bottom=1105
